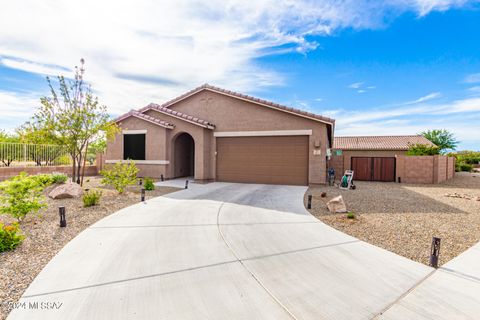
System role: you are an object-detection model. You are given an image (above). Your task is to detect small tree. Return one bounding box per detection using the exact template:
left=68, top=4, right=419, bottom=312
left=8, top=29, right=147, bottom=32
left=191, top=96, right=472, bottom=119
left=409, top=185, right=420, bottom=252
left=406, top=144, right=440, bottom=156
left=0, top=173, right=46, bottom=222
left=421, top=129, right=458, bottom=154
left=100, top=161, right=139, bottom=194
left=24, top=59, right=119, bottom=183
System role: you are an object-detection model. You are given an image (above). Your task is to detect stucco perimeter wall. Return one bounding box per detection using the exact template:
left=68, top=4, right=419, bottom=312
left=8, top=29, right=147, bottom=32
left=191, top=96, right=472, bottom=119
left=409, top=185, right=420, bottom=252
left=168, top=90, right=330, bottom=184
left=0, top=165, right=97, bottom=181
left=396, top=155, right=455, bottom=184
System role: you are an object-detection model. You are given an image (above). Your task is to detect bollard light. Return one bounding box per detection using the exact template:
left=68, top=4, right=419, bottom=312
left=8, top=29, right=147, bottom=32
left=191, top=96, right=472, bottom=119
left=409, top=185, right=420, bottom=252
left=398, top=177, right=402, bottom=183
left=59, top=206, right=66, bottom=227
left=185, top=180, right=189, bottom=189
left=141, top=188, right=145, bottom=202
left=161, top=174, right=164, bottom=182
left=307, top=195, right=312, bottom=209
left=430, top=237, right=441, bottom=268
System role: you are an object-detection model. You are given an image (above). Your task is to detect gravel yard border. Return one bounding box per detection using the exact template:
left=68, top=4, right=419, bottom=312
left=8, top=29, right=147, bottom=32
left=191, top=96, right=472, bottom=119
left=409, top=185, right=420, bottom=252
left=0, top=177, right=180, bottom=319
left=306, top=172, right=480, bottom=267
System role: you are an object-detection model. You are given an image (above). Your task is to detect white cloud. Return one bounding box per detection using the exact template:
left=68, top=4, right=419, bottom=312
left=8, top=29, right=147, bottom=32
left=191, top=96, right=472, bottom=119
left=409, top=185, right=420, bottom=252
left=0, top=91, right=40, bottom=132
left=465, top=73, right=480, bottom=83
left=0, top=0, right=474, bottom=116
left=357, top=89, right=366, bottom=93
left=468, top=86, right=480, bottom=93
left=405, top=92, right=442, bottom=104
left=349, top=82, right=364, bottom=89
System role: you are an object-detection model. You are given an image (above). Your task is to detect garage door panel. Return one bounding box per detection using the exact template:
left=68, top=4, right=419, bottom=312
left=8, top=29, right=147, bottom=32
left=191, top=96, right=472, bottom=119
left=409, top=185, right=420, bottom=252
left=216, top=136, right=309, bottom=185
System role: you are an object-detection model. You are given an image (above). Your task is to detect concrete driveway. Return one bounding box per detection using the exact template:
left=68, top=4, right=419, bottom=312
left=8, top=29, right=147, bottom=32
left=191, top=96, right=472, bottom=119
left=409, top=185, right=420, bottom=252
left=7, top=181, right=478, bottom=319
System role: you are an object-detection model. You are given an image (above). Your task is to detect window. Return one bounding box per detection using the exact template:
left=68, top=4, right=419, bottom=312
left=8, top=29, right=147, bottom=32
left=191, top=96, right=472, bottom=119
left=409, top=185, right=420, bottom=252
left=123, top=134, right=146, bottom=160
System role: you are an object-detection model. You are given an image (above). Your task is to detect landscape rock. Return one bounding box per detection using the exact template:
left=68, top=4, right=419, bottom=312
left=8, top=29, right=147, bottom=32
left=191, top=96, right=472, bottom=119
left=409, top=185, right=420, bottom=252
left=327, top=195, right=347, bottom=213
left=48, top=182, right=83, bottom=199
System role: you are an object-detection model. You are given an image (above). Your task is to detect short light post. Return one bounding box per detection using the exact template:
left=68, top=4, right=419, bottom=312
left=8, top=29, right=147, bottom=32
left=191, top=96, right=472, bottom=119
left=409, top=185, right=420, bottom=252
left=59, top=206, right=66, bottom=227
left=160, top=174, right=164, bottom=182
left=430, top=237, right=441, bottom=268
left=185, top=180, right=189, bottom=189
left=307, top=195, right=312, bottom=209
left=141, top=188, right=146, bottom=202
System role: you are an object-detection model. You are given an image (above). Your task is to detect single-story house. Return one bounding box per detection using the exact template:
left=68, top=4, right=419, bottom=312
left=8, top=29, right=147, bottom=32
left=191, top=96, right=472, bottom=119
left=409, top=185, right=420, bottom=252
left=105, top=84, right=335, bottom=186
left=329, top=135, right=436, bottom=182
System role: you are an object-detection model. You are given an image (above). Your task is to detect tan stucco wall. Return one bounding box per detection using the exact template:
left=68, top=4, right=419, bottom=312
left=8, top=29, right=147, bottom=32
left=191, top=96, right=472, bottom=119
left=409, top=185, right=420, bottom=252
left=105, top=116, right=168, bottom=178
left=106, top=90, right=331, bottom=184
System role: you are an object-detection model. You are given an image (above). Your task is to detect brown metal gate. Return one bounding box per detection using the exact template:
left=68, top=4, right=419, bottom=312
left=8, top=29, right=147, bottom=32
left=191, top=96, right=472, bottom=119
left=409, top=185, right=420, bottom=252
left=216, top=136, right=309, bottom=185
left=351, top=157, right=395, bottom=182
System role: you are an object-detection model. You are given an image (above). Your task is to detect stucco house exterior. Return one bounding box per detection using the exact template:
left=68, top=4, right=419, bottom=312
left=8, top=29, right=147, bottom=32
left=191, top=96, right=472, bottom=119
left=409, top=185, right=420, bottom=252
left=105, top=84, right=335, bottom=186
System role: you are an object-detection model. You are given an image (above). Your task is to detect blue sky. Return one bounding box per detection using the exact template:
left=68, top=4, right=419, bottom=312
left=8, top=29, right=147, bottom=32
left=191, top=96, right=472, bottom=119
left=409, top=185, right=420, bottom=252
left=0, top=0, right=479, bottom=150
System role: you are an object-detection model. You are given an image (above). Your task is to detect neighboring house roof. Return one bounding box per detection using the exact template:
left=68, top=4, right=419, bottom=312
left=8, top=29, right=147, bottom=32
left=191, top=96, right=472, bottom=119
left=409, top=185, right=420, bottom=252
left=146, top=103, right=216, bottom=129
left=115, top=110, right=175, bottom=129
left=334, top=135, right=436, bottom=150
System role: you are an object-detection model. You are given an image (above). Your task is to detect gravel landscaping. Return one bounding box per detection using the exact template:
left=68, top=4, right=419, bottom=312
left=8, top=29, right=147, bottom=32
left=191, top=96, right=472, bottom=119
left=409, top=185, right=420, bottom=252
left=306, top=172, right=480, bottom=267
left=0, top=177, right=180, bottom=319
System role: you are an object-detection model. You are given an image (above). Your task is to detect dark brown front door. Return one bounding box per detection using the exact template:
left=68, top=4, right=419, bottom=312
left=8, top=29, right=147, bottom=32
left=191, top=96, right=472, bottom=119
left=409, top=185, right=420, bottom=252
left=216, top=136, right=309, bottom=185
left=351, top=157, right=395, bottom=182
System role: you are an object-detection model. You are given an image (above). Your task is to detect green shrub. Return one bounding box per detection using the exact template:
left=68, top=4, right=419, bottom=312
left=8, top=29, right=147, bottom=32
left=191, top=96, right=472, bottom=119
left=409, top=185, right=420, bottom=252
left=144, top=178, right=155, bottom=191
left=455, top=162, right=473, bottom=172
left=100, top=161, right=139, bottom=194
left=0, top=173, right=46, bottom=222
left=51, top=173, right=68, bottom=184
left=0, top=222, right=24, bottom=252
left=406, top=144, right=440, bottom=156
left=82, top=189, right=102, bottom=207
left=29, top=173, right=54, bottom=187
left=346, top=212, right=355, bottom=219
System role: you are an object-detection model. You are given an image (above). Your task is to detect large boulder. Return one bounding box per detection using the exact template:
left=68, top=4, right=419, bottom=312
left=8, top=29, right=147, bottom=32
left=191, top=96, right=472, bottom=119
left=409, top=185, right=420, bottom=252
left=48, top=182, right=83, bottom=199
left=326, top=195, right=347, bottom=213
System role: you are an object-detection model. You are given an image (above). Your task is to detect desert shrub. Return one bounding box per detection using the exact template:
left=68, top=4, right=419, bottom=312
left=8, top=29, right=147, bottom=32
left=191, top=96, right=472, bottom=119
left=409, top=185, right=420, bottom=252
left=51, top=173, right=68, bottom=184
left=450, top=151, right=480, bottom=165
left=406, top=144, right=440, bottom=156
left=144, top=178, right=155, bottom=191
left=346, top=212, right=355, bottom=219
left=100, top=161, right=139, bottom=194
left=0, top=173, right=46, bottom=222
left=455, top=162, right=473, bottom=172
left=0, top=222, right=25, bottom=252
left=29, top=173, right=54, bottom=187
left=83, top=189, right=102, bottom=207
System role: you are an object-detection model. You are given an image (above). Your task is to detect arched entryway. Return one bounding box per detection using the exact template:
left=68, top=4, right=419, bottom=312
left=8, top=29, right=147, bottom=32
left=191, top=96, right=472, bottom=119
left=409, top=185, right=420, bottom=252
left=173, top=133, right=195, bottom=178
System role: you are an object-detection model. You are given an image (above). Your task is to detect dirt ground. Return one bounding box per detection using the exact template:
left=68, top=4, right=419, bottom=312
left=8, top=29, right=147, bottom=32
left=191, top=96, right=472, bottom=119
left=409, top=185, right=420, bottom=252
left=0, top=177, right=180, bottom=319
left=306, top=172, right=480, bottom=267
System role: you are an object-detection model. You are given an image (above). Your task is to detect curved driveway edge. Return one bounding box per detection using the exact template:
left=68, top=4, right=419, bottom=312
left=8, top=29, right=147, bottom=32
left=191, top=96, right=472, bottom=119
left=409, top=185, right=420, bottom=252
left=7, top=181, right=478, bottom=319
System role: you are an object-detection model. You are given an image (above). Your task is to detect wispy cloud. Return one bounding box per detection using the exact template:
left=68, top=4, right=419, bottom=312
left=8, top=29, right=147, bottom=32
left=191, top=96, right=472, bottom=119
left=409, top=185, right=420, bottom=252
left=464, top=72, right=480, bottom=83
left=405, top=92, right=442, bottom=105
left=348, top=82, right=364, bottom=89
left=0, top=0, right=474, bottom=116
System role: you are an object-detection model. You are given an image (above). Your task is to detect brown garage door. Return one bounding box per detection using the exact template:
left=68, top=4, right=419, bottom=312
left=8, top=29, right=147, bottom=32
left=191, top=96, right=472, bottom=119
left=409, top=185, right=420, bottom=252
left=216, top=136, right=309, bottom=185
left=351, top=157, right=395, bottom=182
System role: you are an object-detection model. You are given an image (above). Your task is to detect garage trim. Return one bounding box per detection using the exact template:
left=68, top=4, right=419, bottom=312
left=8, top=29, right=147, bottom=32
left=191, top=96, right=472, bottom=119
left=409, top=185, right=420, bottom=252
left=214, top=130, right=312, bottom=137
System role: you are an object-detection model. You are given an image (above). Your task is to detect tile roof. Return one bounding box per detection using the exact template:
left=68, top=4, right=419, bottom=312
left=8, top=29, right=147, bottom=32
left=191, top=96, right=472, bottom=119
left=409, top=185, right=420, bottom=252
left=145, top=103, right=216, bottom=129
left=115, top=110, right=175, bottom=129
left=334, top=135, right=436, bottom=150
left=139, top=83, right=335, bottom=126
